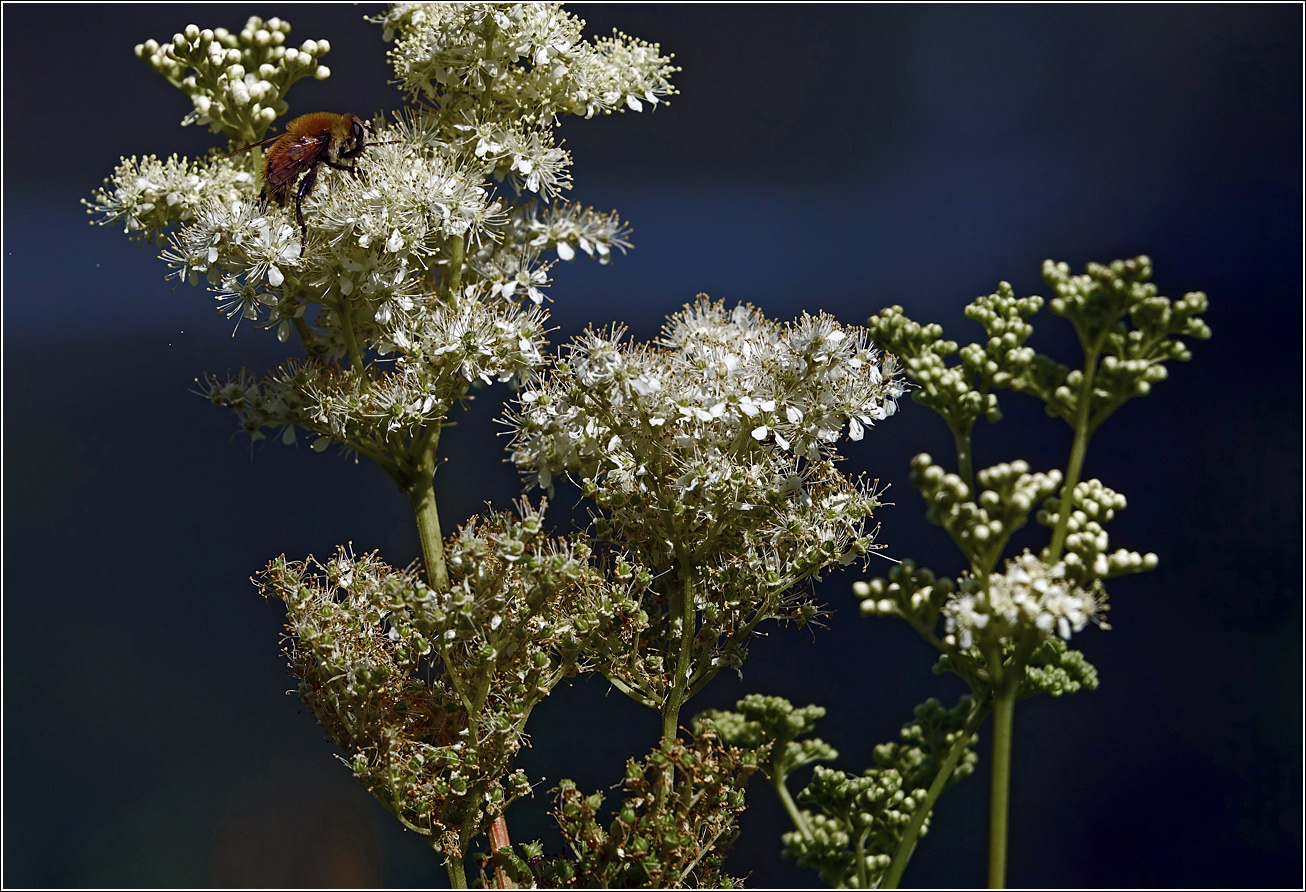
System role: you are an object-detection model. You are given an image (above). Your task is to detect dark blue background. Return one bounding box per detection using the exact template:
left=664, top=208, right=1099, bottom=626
left=4, top=4, right=1301, bottom=887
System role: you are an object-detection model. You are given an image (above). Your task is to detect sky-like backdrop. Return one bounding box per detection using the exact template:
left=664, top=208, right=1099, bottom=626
left=4, top=4, right=1302, bottom=887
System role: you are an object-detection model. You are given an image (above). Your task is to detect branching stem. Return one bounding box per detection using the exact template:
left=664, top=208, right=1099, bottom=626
left=661, top=563, right=697, bottom=745
left=773, top=772, right=812, bottom=842
left=1048, top=333, right=1106, bottom=560
left=883, top=702, right=990, bottom=889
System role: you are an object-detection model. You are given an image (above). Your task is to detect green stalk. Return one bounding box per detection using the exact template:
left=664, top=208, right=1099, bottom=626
left=882, top=703, right=990, bottom=889
left=952, top=424, right=975, bottom=494
left=1047, top=336, right=1105, bottom=560
left=772, top=773, right=811, bottom=841
left=337, top=296, right=370, bottom=391
left=987, top=687, right=1016, bottom=889
left=407, top=425, right=449, bottom=591
left=446, top=234, right=465, bottom=304
left=444, top=850, right=468, bottom=889
left=660, top=565, right=697, bottom=745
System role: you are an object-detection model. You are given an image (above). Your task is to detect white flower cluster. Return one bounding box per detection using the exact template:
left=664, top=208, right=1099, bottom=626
left=84, top=154, right=254, bottom=245
left=508, top=298, right=902, bottom=697
left=89, top=4, right=670, bottom=397
left=513, top=298, right=903, bottom=494
left=205, top=296, right=548, bottom=452
left=942, top=551, right=1108, bottom=649
left=377, top=3, right=677, bottom=118
left=375, top=3, right=677, bottom=197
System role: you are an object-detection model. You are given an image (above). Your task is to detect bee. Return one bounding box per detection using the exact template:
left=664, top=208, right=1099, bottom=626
left=227, top=112, right=377, bottom=248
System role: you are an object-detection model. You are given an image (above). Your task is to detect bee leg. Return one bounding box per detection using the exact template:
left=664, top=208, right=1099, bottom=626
left=324, top=159, right=361, bottom=180
left=294, top=164, right=320, bottom=250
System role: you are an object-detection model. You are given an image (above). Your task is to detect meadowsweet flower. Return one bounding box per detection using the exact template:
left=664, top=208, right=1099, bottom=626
left=942, top=551, right=1108, bottom=649
left=508, top=297, right=901, bottom=699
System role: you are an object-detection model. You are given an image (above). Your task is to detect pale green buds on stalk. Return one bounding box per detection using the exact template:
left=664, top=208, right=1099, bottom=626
left=704, top=695, right=979, bottom=890
left=137, top=16, right=330, bottom=148
left=1038, top=478, right=1159, bottom=585
left=909, top=454, right=1062, bottom=563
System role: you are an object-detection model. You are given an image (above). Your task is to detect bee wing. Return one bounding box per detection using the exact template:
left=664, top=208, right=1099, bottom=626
left=264, top=134, right=329, bottom=201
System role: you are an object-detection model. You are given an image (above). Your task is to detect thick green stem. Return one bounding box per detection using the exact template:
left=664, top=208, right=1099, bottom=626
left=446, top=234, right=465, bottom=303
left=407, top=426, right=449, bottom=591
left=882, top=703, right=990, bottom=889
left=445, top=851, right=468, bottom=889
left=987, top=688, right=1016, bottom=889
left=660, top=565, right=697, bottom=745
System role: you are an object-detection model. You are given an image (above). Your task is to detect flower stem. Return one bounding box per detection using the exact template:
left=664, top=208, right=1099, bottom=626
left=661, top=565, right=697, bottom=745
left=337, top=297, right=370, bottom=391
left=407, top=425, right=448, bottom=591
left=953, top=424, right=975, bottom=494
left=882, top=702, right=990, bottom=889
left=488, top=815, right=516, bottom=889
left=773, top=773, right=811, bottom=841
left=445, top=853, right=468, bottom=889
left=1047, top=337, right=1104, bottom=560
left=446, top=234, right=465, bottom=304
left=987, top=688, right=1016, bottom=889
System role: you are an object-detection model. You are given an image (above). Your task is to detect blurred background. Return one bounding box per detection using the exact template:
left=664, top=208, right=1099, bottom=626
left=4, top=3, right=1300, bottom=887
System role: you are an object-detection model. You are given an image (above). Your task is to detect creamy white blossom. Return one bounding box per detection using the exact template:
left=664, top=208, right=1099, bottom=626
left=508, top=297, right=902, bottom=700
left=943, top=551, right=1109, bottom=649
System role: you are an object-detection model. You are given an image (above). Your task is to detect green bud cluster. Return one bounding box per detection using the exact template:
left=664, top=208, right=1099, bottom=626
left=1038, top=478, right=1158, bottom=586
left=697, top=694, right=838, bottom=782
left=137, top=16, right=330, bottom=148
left=715, top=694, right=979, bottom=889
left=826, top=258, right=1209, bottom=887
left=866, top=304, right=1001, bottom=434
left=909, top=454, right=1062, bottom=568
left=875, top=697, right=980, bottom=793
left=1038, top=256, right=1211, bottom=430
left=1019, top=637, right=1100, bottom=698
left=483, top=730, right=754, bottom=888
left=853, top=558, right=955, bottom=627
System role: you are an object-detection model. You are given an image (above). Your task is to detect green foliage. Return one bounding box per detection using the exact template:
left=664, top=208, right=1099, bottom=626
left=480, top=730, right=754, bottom=888
left=702, top=694, right=979, bottom=889
left=1020, top=637, right=1100, bottom=698
left=845, top=257, right=1209, bottom=886
left=698, top=693, right=837, bottom=782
